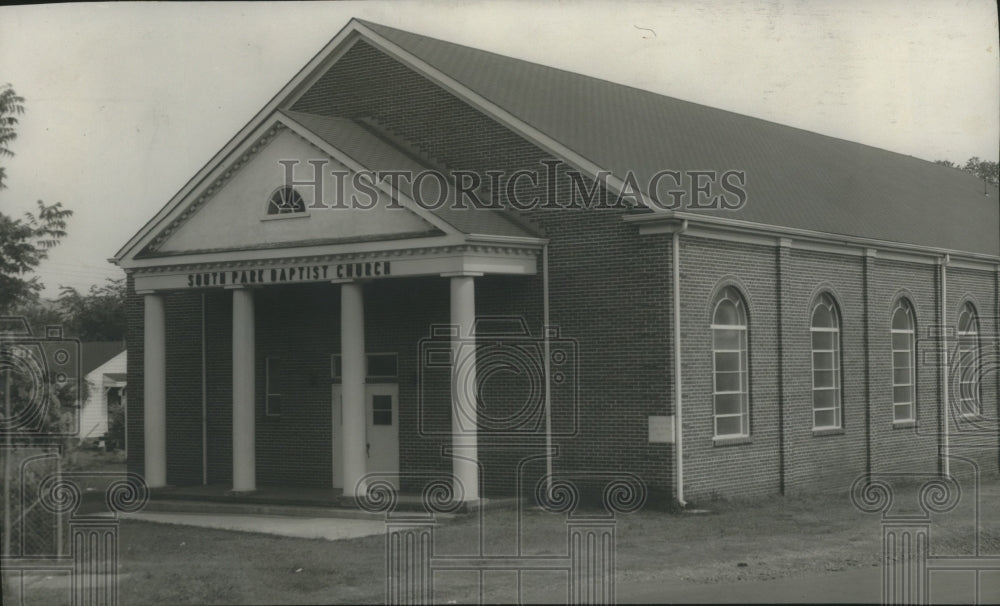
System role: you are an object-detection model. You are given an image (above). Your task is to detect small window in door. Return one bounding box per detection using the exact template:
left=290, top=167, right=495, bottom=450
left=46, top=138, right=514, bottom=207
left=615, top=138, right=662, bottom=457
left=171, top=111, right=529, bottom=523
left=372, top=395, right=392, bottom=426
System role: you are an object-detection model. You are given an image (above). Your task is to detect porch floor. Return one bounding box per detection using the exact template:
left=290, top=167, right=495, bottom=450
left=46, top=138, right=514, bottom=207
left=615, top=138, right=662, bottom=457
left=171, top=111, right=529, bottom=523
left=147, top=484, right=517, bottom=515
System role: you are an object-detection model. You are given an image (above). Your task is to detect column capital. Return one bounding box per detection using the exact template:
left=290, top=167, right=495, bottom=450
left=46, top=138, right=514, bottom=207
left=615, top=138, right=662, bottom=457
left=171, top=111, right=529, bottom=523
left=136, top=289, right=159, bottom=296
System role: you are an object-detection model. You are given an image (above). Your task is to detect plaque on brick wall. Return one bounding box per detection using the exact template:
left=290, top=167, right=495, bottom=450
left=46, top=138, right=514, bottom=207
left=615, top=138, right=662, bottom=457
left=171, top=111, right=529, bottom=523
left=648, top=415, right=674, bottom=443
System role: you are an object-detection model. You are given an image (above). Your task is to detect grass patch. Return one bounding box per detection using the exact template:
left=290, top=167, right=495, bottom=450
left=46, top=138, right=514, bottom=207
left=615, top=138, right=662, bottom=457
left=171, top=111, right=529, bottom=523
left=7, top=475, right=999, bottom=604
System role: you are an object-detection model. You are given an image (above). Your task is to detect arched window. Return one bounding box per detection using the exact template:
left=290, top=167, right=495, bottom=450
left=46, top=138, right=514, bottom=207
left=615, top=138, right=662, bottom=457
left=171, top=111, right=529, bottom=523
left=266, top=186, right=306, bottom=215
left=957, top=302, right=981, bottom=417
left=890, top=298, right=916, bottom=423
left=711, top=287, right=749, bottom=438
left=811, top=293, right=842, bottom=429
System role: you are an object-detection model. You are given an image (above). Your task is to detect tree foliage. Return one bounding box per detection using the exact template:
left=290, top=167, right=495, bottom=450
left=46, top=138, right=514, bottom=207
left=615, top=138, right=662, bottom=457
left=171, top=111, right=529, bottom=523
left=0, top=84, right=73, bottom=314
left=0, top=83, right=25, bottom=191
left=935, top=156, right=999, bottom=187
left=0, top=201, right=73, bottom=314
left=57, top=278, right=127, bottom=342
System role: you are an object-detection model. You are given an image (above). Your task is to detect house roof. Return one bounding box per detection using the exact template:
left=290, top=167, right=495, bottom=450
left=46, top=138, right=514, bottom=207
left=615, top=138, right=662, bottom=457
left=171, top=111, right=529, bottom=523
left=357, top=20, right=999, bottom=257
left=81, top=342, right=126, bottom=376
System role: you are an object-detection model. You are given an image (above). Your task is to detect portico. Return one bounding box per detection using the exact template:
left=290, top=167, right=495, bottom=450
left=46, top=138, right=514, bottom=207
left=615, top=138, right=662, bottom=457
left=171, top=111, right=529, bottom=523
left=131, top=242, right=540, bottom=501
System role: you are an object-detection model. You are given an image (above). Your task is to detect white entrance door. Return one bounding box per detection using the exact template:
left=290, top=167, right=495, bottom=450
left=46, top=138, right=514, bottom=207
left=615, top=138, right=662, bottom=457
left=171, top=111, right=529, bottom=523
left=332, top=383, right=399, bottom=490
left=366, top=383, right=399, bottom=489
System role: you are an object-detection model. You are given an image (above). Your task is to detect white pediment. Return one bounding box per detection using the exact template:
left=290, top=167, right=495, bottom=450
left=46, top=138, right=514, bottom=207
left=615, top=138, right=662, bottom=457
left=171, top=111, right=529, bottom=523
left=155, top=128, right=439, bottom=255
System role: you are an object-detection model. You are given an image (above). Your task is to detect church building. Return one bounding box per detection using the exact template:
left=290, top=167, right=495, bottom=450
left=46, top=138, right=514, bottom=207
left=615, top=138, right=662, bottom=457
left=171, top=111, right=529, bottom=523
left=113, top=19, right=1000, bottom=505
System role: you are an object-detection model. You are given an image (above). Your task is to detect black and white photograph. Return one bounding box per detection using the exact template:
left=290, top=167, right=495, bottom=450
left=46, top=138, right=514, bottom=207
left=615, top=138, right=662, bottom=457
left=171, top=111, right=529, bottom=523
left=1, top=1, right=998, bottom=604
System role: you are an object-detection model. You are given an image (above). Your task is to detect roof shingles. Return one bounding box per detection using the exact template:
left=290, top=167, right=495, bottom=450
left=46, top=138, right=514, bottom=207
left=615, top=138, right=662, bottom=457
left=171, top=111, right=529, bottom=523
left=357, top=19, right=999, bottom=256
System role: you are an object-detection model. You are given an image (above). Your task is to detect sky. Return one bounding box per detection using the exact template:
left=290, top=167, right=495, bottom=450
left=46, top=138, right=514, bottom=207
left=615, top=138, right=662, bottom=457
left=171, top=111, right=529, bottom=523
left=0, top=0, right=997, bottom=298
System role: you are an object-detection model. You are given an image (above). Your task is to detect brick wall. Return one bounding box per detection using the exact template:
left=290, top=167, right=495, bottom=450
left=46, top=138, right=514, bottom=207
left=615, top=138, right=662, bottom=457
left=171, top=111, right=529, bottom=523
left=124, top=38, right=999, bottom=505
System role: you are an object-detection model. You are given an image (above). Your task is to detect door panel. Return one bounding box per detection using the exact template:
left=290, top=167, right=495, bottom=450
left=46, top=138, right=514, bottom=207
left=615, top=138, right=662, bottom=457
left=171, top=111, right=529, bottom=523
left=366, top=384, right=399, bottom=489
left=332, top=383, right=398, bottom=490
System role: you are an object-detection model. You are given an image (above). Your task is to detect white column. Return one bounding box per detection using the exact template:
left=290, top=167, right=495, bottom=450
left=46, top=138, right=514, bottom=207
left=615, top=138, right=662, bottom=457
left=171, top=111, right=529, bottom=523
left=341, top=281, right=367, bottom=498
left=142, top=293, right=167, bottom=488
left=450, top=275, right=480, bottom=502
left=231, top=287, right=256, bottom=492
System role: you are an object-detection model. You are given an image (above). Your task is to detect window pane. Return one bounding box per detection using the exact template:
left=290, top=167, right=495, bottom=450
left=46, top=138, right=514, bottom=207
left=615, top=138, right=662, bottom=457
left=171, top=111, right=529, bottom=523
left=891, top=307, right=911, bottom=330
left=716, top=371, right=742, bottom=392
left=713, top=328, right=742, bottom=350
left=813, top=351, right=835, bottom=371
left=811, top=331, right=834, bottom=350
left=893, top=385, right=911, bottom=404
left=959, top=381, right=974, bottom=401
left=812, top=304, right=833, bottom=328
left=715, top=351, right=741, bottom=373
left=814, top=370, right=835, bottom=389
left=367, top=354, right=398, bottom=377
left=715, top=392, right=742, bottom=415
left=894, top=402, right=913, bottom=422
left=267, top=395, right=282, bottom=416
left=814, top=408, right=836, bottom=428
left=714, top=299, right=742, bottom=326
left=893, top=367, right=912, bottom=385
left=716, top=415, right=742, bottom=437
left=892, top=351, right=912, bottom=370
left=814, top=388, right=835, bottom=408
left=372, top=395, right=392, bottom=426
left=891, top=333, right=911, bottom=350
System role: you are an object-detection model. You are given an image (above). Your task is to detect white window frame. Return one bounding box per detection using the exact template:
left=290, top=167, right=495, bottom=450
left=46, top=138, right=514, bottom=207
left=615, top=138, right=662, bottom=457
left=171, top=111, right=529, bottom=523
left=890, top=299, right=916, bottom=423
left=262, top=185, right=310, bottom=220
left=957, top=303, right=981, bottom=417
left=711, top=287, right=749, bottom=439
left=811, top=293, right=842, bottom=430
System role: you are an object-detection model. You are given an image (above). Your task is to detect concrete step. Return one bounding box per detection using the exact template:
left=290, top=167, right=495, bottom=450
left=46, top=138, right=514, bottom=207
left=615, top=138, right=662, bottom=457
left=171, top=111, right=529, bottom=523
left=141, top=498, right=387, bottom=520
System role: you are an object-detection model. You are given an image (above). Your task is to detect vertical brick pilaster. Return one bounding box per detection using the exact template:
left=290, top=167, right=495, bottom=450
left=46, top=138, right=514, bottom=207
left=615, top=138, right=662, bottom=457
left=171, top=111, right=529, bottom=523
left=776, top=239, right=790, bottom=494
left=863, top=249, right=875, bottom=477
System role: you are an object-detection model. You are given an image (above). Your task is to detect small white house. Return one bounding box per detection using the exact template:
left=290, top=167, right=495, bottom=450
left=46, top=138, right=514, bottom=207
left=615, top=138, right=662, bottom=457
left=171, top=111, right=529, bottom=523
left=78, top=342, right=127, bottom=445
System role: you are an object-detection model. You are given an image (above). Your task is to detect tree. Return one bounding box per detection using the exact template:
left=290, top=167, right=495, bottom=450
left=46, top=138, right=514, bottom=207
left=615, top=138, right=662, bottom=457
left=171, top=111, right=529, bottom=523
left=935, top=156, right=999, bottom=187
left=0, top=201, right=73, bottom=315
left=0, top=84, right=73, bottom=315
left=0, top=83, right=25, bottom=191
left=57, top=278, right=127, bottom=342
left=962, top=157, right=999, bottom=187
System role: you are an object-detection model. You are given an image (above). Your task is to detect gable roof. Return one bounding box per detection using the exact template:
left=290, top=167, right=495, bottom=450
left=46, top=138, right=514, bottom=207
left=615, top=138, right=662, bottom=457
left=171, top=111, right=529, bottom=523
left=81, top=342, right=126, bottom=376
left=357, top=20, right=999, bottom=258
left=114, top=19, right=998, bottom=264
left=280, top=110, right=540, bottom=239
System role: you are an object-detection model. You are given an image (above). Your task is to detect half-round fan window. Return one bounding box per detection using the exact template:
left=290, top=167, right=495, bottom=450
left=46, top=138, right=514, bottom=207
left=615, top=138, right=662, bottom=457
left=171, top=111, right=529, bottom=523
left=266, top=186, right=306, bottom=215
